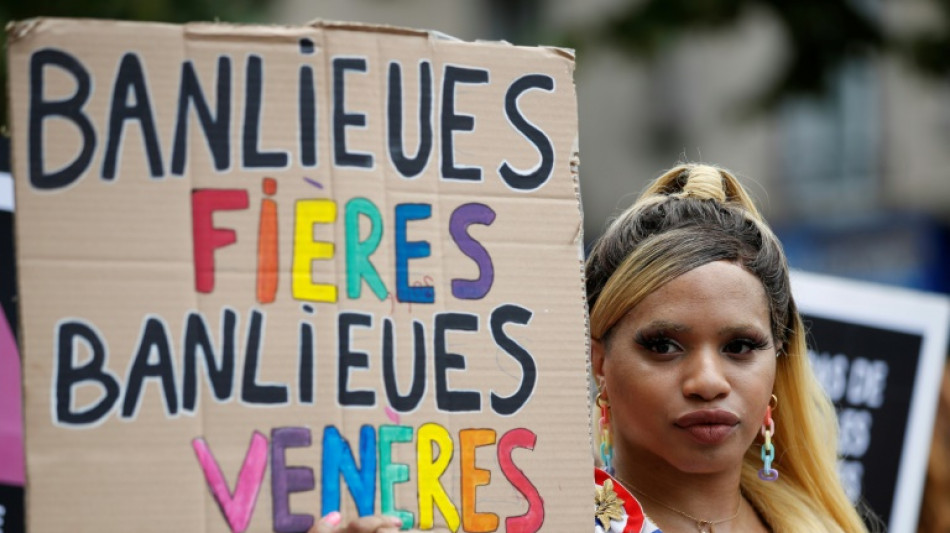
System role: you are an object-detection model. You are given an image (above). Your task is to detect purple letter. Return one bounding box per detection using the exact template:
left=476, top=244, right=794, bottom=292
left=272, top=427, right=316, bottom=532
left=450, top=203, right=495, bottom=299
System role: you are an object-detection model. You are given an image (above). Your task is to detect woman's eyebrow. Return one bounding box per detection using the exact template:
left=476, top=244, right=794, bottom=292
left=717, top=324, right=769, bottom=336
left=639, top=320, right=690, bottom=333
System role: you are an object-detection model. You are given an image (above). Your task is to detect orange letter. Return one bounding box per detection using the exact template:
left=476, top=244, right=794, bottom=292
left=460, top=429, right=498, bottom=532
left=256, top=177, right=278, bottom=303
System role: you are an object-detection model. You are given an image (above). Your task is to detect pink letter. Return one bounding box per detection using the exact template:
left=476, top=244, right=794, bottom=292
left=192, top=431, right=269, bottom=532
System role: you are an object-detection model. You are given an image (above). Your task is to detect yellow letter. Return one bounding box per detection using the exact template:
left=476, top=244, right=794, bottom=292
left=292, top=199, right=336, bottom=302
left=417, top=423, right=460, bottom=531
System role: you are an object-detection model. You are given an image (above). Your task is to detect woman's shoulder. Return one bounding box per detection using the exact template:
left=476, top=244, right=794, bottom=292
left=594, top=468, right=663, bottom=533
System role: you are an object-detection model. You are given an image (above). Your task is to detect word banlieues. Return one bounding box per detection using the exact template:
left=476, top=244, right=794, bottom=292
left=193, top=424, right=543, bottom=533
left=27, top=45, right=556, bottom=192
left=53, top=304, right=537, bottom=426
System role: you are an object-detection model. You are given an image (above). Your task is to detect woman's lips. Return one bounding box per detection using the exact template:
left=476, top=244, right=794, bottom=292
left=674, top=410, right=740, bottom=445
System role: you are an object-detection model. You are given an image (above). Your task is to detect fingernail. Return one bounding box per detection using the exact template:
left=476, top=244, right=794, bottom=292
left=321, top=511, right=342, bottom=527
left=387, top=516, right=404, bottom=527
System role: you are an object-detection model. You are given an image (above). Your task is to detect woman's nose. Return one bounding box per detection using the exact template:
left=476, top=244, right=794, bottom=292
left=681, top=347, right=731, bottom=401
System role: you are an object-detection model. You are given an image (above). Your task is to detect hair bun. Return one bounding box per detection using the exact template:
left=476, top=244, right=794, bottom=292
left=668, top=165, right=728, bottom=202
left=641, top=163, right=764, bottom=221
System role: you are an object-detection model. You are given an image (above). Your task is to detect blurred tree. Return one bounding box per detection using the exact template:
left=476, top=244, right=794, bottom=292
left=1, top=0, right=273, bottom=129
left=573, top=0, right=950, bottom=111
left=901, top=0, right=950, bottom=74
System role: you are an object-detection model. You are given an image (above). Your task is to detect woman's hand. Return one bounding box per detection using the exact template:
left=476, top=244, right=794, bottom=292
left=308, top=512, right=450, bottom=533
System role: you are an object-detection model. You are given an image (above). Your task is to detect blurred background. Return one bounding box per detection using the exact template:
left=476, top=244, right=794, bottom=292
left=1, top=0, right=949, bottom=531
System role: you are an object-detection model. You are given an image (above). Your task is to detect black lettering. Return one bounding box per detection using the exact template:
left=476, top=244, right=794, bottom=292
left=382, top=318, right=426, bottom=412
left=498, top=74, right=555, bottom=191
left=387, top=61, right=432, bottom=178
left=440, top=65, right=488, bottom=181
left=182, top=309, right=236, bottom=412
left=243, top=55, right=289, bottom=168
left=299, top=64, right=317, bottom=167
left=298, top=38, right=317, bottom=168
left=489, top=304, right=536, bottom=415
left=332, top=57, right=373, bottom=168
left=434, top=312, right=480, bottom=412
left=172, top=57, right=232, bottom=175
left=122, top=317, right=178, bottom=418
left=102, top=53, right=164, bottom=180
left=55, top=321, right=119, bottom=425
left=241, top=309, right=289, bottom=404
left=28, top=49, right=95, bottom=190
left=299, top=320, right=315, bottom=404
left=338, top=312, right=375, bottom=406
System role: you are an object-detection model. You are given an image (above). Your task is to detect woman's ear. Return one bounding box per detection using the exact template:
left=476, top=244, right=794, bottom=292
left=591, top=337, right=607, bottom=393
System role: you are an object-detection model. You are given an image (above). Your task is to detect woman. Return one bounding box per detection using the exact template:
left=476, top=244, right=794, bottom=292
left=587, top=164, right=874, bottom=532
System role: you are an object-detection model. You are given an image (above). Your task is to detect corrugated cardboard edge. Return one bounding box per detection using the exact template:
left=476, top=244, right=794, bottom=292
left=307, top=18, right=431, bottom=38
left=570, top=135, right=594, bottom=466
left=308, top=18, right=576, bottom=60
left=6, top=17, right=180, bottom=44
left=5, top=19, right=39, bottom=44
left=8, top=16, right=575, bottom=59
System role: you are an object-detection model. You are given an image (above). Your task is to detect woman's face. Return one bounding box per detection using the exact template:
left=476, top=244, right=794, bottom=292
left=592, top=260, right=777, bottom=476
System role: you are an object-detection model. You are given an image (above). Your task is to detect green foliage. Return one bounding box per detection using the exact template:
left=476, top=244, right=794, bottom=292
left=572, top=0, right=950, bottom=111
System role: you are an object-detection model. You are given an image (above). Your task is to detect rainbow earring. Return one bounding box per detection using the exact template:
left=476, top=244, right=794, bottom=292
left=758, top=394, right=779, bottom=481
left=597, top=392, right=614, bottom=475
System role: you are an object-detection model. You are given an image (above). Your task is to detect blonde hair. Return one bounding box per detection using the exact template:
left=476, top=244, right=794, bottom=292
left=586, top=164, right=873, bottom=532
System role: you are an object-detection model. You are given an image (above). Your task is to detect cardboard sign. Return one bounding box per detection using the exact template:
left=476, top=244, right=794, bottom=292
left=792, top=271, right=950, bottom=532
left=7, top=18, right=590, bottom=532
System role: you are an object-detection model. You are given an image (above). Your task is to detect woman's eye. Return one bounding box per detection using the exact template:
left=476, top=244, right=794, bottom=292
left=638, top=337, right=681, bottom=355
left=723, top=339, right=766, bottom=356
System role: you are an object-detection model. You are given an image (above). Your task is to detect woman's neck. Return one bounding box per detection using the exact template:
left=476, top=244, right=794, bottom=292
left=610, top=456, right=760, bottom=532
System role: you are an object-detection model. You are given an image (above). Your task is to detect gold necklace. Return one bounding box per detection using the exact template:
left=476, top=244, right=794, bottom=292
left=612, top=474, right=741, bottom=533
